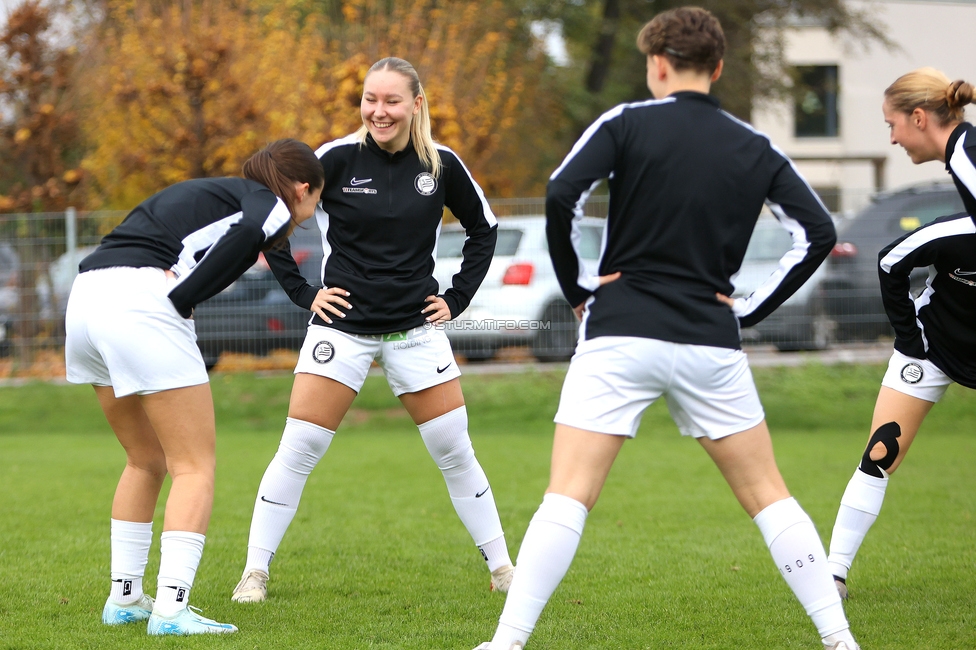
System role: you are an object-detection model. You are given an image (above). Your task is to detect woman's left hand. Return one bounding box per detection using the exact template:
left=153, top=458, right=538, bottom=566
left=715, top=292, right=735, bottom=308
left=422, top=295, right=452, bottom=324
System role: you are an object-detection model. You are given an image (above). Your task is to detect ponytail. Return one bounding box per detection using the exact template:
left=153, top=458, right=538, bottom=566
left=946, top=79, right=975, bottom=118
left=885, top=68, right=974, bottom=126
left=242, top=138, right=324, bottom=243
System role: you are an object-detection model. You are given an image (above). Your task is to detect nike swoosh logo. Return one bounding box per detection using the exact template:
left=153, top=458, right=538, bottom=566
left=436, top=363, right=452, bottom=374
left=953, top=268, right=976, bottom=276
left=350, top=177, right=372, bottom=186
left=475, top=487, right=489, bottom=498
left=260, top=495, right=288, bottom=506
left=950, top=273, right=976, bottom=287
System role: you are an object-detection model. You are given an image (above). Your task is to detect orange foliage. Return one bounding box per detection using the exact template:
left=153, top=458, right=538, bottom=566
left=0, top=1, right=84, bottom=212
left=78, top=0, right=558, bottom=208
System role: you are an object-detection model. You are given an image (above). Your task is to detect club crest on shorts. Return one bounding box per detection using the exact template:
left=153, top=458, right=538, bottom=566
left=900, top=362, right=923, bottom=384
left=312, top=341, right=335, bottom=364
left=415, top=172, right=437, bottom=196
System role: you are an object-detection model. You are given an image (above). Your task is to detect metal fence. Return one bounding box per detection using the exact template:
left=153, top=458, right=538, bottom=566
left=3, top=186, right=951, bottom=378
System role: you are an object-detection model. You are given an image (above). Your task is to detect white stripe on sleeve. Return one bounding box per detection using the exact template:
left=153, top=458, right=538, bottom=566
left=435, top=144, right=497, bottom=227
left=880, top=216, right=976, bottom=273
left=949, top=131, right=976, bottom=200
left=550, top=98, right=674, bottom=181
left=732, top=203, right=812, bottom=318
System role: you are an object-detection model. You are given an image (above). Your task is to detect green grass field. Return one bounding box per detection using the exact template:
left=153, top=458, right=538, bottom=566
left=1, top=364, right=974, bottom=649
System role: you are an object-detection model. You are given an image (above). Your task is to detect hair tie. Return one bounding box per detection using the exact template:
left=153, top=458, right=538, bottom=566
left=664, top=47, right=690, bottom=60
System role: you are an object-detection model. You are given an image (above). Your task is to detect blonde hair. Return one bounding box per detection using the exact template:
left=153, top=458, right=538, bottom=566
left=356, top=57, right=442, bottom=178
left=885, top=67, right=974, bottom=127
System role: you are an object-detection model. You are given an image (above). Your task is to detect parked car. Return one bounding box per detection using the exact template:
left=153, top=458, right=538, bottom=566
left=193, top=223, right=324, bottom=368
left=433, top=216, right=605, bottom=362
left=46, top=245, right=98, bottom=319
left=0, top=242, right=19, bottom=356
left=733, top=216, right=832, bottom=351
left=820, top=182, right=965, bottom=342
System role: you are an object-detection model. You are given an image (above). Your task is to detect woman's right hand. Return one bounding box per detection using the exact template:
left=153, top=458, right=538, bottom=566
left=573, top=271, right=621, bottom=320
left=311, top=287, right=353, bottom=324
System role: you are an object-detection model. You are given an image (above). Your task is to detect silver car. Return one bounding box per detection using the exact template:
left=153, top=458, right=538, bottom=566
left=732, top=215, right=832, bottom=350
left=434, top=216, right=605, bottom=361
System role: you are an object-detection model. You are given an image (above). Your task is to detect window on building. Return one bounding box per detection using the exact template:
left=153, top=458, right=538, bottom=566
left=812, top=186, right=841, bottom=213
left=795, top=65, right=839, bottom=138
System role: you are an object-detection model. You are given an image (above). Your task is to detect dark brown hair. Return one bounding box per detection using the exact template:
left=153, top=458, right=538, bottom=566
left=637, top=6, right=725, bottom=75
left=885, top=67, right=974, bottom=127
left=242, top=139, right=325, bottom=241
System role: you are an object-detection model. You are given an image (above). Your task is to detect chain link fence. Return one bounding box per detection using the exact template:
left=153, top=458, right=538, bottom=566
left=4, top=186, right=950, bottom=379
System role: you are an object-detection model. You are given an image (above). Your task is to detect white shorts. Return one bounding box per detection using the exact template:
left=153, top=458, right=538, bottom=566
left=881, top=349, right=952, bottom=403
left=65, top=267, right=208, bottom=398
left=294, top=323, right=461, bottom=396
left=554, top=336, right=765, bottom=439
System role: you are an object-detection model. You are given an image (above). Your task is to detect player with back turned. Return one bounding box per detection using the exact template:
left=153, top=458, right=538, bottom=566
left=475, top=7, right=860, bottom=650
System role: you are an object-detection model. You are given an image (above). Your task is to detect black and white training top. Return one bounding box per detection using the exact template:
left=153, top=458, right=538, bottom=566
left=946, top=122, right=976, bottom=219
left=266, top=133, right=497, bottom=335
left=879, top=212, right=976, bottom=388
left=80, top=177, right=300, bottom=318
left=546, top=91, right=837, bottom=350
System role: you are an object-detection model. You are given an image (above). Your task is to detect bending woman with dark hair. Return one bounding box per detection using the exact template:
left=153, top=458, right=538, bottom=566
left=66, top=138, right=325, bottom=635
left=827, top=69, right=975, bottom=599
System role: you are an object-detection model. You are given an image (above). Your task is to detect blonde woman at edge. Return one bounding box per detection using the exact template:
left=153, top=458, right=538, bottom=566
left=827, top=69, right=975, bottom=600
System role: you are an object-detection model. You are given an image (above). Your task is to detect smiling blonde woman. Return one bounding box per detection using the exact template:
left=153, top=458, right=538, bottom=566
left=232, top=57, right=515, bottom=606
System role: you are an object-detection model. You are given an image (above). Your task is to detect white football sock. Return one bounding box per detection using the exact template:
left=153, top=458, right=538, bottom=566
left=828, top=468, right=888, bottom=580
left=492, top=493, right=588, bottom=648
left=154, top=531, right=205, bottom=616
left=754, top=497, right=850, bottom=638
left=418, top=407, right=512, bottom=570
left=244, top=418, right=334, bottom=573
left=109, top=519, right=153, bottom=604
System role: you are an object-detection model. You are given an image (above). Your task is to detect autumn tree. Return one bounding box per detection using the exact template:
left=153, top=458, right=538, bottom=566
left=78, top=1, right=333, bottom=208
left=519, top=0, right=889, bottom=125
left=0, top=0, right=84, bottom=212
left=317, top=0, right=562, bottom=197
left=77, top=0, right=561, bottom=207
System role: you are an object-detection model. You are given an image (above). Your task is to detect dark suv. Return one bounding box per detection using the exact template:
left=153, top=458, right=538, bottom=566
left=193, top=222, right=324, bottom=368
left=821, top=182, right=965, bottom=342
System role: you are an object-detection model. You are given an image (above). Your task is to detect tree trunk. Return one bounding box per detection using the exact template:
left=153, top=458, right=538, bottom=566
left=585, top=0, right=621, bottom=93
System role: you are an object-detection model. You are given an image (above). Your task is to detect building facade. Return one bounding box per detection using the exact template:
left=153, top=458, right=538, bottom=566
left=752, top=0, right=976, bottom=214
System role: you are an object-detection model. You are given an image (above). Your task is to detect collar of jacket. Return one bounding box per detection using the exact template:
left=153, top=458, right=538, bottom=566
left=945, top=121, right=972, bottom=171
left=364, top=132, right=417, bottom=161
left=667, top=90, right=721, bottom=108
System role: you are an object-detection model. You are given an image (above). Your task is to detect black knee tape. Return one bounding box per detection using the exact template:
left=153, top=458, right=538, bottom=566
left=859, top=421, right=901, bottom=478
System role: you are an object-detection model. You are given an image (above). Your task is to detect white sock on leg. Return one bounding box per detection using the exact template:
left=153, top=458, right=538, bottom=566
left=491, top=493, right=589, bottom=649
left=753, top=497, right=850, bottom=638
left=109, top=519, right=153, bottom=604
left=244, top=418, right=334, bottom=574
left=754, top=497, right=852, bottom=640
left=828, top=469, right=888, bottom=580
left=418, top=407, right=512, bottom=570
left=154, top=531, right=205, bottom=617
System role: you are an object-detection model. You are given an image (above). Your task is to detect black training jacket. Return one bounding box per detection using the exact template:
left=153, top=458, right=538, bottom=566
left=266, top=133, right=497, bottom=335
left=546, top=91, right=836, bottom=350
left=79, top=177, right=298, bottom=318
left=879, top=212, right=976, bottom=388
left=945, top=122, right=976, bottom=220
